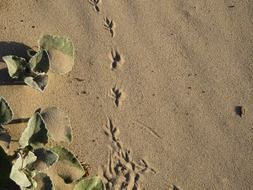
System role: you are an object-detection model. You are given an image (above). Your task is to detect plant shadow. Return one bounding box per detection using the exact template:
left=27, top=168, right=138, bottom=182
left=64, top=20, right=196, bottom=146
left=0, top=41, right=32, bottom=86
left=0, top=68, right=25, bottom=85
left=8, top=118, right=29, bottom=125
left=0, top=41, right=32, bottom=61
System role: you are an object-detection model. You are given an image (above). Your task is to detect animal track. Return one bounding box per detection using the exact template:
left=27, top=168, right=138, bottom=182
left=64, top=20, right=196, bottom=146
left=111, top=86, right=122, bottom=107
left=104, top=17, right=115, bottom=37
left=89, top=0, right=101, bottom=12
left=101, top=118, right=156, bottom=190
left=109, top=49, right=124, bottom=70
left=74, top=77, right=85, bottom=82
left=135, top=121, right=161, bottom=139
left=169, top=185, right=182, bottom=190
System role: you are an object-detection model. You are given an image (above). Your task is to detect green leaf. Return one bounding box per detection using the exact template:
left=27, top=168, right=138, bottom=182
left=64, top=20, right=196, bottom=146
left=74, top=177, right=105, bottom=190
left=41, top=107, right=72, bottom=143
left=34, top=173, right=54, bottom=190
left=29, top=50, right=49, bottom=74
left=2, top=55, right=28, bottom=78
left=0, top=96, right=13, bottom=125
left=11, top=151, right=37, bottom=189
left=38, top=35, right=74, bottom=74
left=23, top=151, right=37, bottom=167
left=48, top=146, right=84, bottom=184
left=20, top=178, right=37, bottom=190
left=31, top=148, right=59, bottom=171
left=10, top=153, right=36, bottom=188
left=22, top=170, right=38, bottom=190
left=19, top=112, right=48, bottom=148
left=24, top=75, right=48, bottom=92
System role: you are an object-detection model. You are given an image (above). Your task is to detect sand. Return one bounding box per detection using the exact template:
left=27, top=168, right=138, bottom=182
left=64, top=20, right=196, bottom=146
left=0, top=0, right=253, bottom=189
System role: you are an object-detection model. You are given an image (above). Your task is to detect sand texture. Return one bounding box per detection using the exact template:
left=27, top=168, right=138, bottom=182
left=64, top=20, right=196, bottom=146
left=0, top=0, right=253, bottom=189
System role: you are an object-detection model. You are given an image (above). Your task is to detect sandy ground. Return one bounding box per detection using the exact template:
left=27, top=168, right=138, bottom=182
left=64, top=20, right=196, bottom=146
left=0, top=0, right=253, bottom=189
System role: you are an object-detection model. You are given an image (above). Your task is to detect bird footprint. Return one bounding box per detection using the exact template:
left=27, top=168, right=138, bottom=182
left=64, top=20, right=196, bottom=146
left=104, top=17, right=115, bottom=37
left=102, top=118, right=156, bottom=189
left=89, top=0, right=101, bottom=12
left=111, top=86, right=122, bottom=107
left=109, top=49, right=124, bottom=70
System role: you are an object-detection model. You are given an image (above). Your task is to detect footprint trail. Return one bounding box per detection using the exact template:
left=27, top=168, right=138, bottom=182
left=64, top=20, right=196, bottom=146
left=101, top=118, right=156, bottom=190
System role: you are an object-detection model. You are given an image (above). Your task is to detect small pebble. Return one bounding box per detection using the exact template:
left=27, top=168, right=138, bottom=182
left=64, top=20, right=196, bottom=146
left=235, top=106, right=245, bottom=117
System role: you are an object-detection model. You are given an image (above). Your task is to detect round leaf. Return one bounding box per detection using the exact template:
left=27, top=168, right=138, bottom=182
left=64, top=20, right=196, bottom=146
left=48, top=146, right=84, bottom=184
left=41, top=107, right=72, bottom=143
left=31, top=148, right=59, bottom=171
left=29, top=50, right=49, bottom=74
left=0, top=97, right=13, bottom=125
left=24, top=75, right=48, bottom=92
left=74, top=177, right=105, bottom=190
left=19, top=112, right=48, bottom=148
left=34, top=173, right=54, bottom=190
left=2, top=55, right=28, bottom=78
left=38, top=35, right=74, bottom=74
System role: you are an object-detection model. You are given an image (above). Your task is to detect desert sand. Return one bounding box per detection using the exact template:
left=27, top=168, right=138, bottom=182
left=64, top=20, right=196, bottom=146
left=0, top=0, right=253, bottom=189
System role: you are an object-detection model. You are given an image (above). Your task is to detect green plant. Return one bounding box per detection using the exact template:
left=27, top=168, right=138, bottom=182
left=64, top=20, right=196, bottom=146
left=0, top=97, right=105, bottom=190
left=2, top=35, right=75, bottom=92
